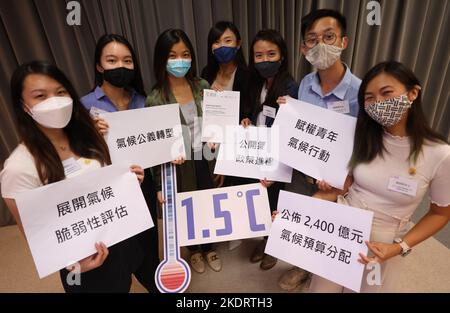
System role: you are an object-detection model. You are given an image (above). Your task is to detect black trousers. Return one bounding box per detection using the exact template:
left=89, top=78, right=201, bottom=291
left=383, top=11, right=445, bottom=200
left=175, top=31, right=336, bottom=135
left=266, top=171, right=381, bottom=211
left=60, top=168, right=160, bottom=293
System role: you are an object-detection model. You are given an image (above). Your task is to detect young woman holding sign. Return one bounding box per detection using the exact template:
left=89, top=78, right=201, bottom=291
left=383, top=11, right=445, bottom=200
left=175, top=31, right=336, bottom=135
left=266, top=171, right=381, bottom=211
left=305, top=61, right=450, bottom=292
left=241, top=29, right=299, bottom=271
left=201, top=21, right=253, bottom=251
left=201, top=21, right=250, bottom=121
left=0, top=61, right=153, bottom=293
left=146, top=29, right=222, bottom=274
left=81, top=34, right=147, bottom=118
left=81, top=34, right=161, bottom=293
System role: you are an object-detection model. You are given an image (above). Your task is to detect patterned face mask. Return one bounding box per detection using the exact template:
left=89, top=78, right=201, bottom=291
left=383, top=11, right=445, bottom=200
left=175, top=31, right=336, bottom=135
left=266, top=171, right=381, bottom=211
left=364, top=94, right=412, bottom=128
left=305, top=42, right=343, bottom=70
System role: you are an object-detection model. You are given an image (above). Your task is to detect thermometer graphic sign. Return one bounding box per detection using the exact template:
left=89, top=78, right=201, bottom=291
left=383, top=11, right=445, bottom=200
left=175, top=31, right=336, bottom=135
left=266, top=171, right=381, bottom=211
left=155, top=163, right=191, bottom=293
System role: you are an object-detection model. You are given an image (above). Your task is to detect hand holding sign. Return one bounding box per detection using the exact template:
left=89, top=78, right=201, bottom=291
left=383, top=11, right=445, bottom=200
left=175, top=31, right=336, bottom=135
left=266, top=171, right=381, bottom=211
left=129, top=164, right=144, bottom=184
left=66, top=241, right=109, bottom=273
left=260, top=178, right=275, bottom=188
left=358, top=241, right=402, bottom=265
left=89, top=107, right=109, bottom=135
left=93, top=117, right=109, bottom=135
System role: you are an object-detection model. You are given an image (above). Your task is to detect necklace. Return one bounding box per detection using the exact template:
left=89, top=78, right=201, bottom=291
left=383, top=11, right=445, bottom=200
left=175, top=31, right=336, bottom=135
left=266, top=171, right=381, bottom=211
left=408, top=152, right=417, bottom=176
left=52, top=141, right=68, bottom=151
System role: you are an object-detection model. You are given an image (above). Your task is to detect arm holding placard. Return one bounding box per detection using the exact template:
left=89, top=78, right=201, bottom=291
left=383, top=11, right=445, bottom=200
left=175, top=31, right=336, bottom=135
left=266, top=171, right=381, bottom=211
left=272, top=175, right=352, bottom=220
left=359, top=202, right=450, bottom=265
left=360, top=154, right=450, bottom=264
left=65, top=242, right=109, bottom=273
left=276, top=96, right=287, bottom=105
left=240, top=118, right=252, bottom=128
left=313, top=175, right=353, bottom=202
left=260, top=178, right=274, bottom=188
left=93, top=117, right=109, bottom=135
left=316, top=180, right=333, bottom=191
left=129, top=165, right=145, bottom=184
left=310, top=175, right=450, bottom=266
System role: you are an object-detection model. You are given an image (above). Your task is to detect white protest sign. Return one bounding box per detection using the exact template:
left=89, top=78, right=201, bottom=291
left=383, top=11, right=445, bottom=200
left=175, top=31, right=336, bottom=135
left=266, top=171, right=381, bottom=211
left=273, top=98, right=357, bottom=189
left=102, top=104, right=185, bottom=169
left=176, top=183, right=271, bottom=246
left=15, top=164, right=154, bottom=278
left=265, top=191, right=373, bottom=292
left=201, top=89, right=240, bottom=143
left=214, top=126, right=292, bottom=183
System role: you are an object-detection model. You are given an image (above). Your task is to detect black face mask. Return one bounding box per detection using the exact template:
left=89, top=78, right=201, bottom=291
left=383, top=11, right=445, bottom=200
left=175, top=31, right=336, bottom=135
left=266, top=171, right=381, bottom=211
left=254, top=61, right=281, bottom=79
left=102, top=67, right=135, bottom=88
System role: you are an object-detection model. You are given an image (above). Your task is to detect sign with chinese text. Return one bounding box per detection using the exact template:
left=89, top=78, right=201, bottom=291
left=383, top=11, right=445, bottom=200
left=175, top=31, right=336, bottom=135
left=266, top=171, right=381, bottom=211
left=102, top=104, right=185, bottom=169
left=214, top=126, right=292, bottom=182
left=265, top=191, right=373, bottom=292
left=201, top=89, right=240, bottom=143
left=176, top=183, right=272, bottom=246
left=273, top=98, right=356, bottom=189
left=15, top=164, right=154, bottom=278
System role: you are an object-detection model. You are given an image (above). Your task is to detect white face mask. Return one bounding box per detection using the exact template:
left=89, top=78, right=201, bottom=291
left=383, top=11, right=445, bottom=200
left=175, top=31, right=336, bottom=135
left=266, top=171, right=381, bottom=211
left=305, top=42, right=343, bottom=70
left=25, top=96, right=73, bottom=129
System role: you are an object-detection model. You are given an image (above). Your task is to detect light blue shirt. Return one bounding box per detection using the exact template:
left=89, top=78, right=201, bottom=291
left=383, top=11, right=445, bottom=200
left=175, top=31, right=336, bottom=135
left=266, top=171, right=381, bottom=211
left=81, top=86, right=145, bottom=113
left=298, top=64, right=361, bottom=117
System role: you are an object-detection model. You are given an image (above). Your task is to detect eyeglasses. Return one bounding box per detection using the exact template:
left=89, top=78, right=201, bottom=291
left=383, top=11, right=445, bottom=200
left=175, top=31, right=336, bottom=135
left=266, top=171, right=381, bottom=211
left=302, top=32, right=339, bottom=48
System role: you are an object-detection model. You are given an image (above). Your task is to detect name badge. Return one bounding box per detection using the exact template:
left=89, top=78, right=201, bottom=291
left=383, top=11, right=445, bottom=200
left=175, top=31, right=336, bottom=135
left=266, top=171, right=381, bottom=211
left=89, top=106, right=108, bottom=119
left=62, top=158, right=82, bottom=177
left=327, top=100, right=350, bottom=114
left=263, top=105, right=277, bottom=119
left=387, top=176, right=418, bottom=197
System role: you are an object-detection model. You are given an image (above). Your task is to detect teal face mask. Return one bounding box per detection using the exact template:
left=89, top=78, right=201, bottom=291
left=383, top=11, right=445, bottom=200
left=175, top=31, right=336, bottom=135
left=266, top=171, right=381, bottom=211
left=166, top=59, right=192, bottom=78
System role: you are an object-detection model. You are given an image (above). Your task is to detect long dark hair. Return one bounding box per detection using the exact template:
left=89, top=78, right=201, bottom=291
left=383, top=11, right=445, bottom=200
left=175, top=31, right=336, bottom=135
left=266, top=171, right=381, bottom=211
left=248, top=29, right=293, bottom=117
left=152, top=29, right=199, bottom=102
left=349, top=61, right=447, bottom=170
left=202, top=21, right=247, bottom=83
left=94, top=34, right=146, bottom=96
left=10, top=61, right=111, bottom=184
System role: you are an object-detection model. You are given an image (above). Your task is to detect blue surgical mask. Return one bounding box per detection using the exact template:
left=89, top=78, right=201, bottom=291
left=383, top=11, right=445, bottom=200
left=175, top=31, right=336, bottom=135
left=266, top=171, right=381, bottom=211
left=166, top=59, right=192, bottom=78
left=213, top=46, right=238, bottom=64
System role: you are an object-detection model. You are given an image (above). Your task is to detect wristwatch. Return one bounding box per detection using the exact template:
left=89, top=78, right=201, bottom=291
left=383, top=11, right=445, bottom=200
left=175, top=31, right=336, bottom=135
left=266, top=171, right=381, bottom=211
left=393, top=238, right=412, bottom=257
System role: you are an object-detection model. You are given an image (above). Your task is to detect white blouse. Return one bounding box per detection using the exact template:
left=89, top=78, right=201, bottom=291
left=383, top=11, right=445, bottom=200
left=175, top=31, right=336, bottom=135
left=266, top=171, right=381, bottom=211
left=347, top=132, right=450, bottom=221
left=1, top=144, right=101, bottom=199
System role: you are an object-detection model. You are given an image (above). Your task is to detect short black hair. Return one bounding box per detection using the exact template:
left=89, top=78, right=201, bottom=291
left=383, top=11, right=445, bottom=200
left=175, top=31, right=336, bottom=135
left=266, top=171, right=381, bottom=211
left=301, top=9, right=347, bottom=38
